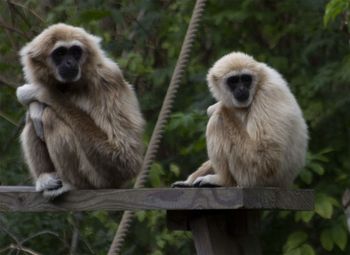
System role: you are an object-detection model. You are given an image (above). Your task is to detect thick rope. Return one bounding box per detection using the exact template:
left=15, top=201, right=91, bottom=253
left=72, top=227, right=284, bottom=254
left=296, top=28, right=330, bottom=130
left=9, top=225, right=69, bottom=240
left=107, top=1, right=207, bottom=254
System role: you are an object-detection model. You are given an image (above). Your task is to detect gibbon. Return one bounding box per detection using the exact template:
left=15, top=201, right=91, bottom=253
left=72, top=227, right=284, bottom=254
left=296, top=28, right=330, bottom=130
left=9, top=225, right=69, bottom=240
left=174, top=52, right=308, bottom=188
left=16, top=23, right=144, bottom=197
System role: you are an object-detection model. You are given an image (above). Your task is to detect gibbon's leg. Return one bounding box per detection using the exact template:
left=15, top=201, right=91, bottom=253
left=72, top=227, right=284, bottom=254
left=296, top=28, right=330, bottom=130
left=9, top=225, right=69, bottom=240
left=20, top=117, right=62, bottom=192
left=42, top=107, right=94, bottom=197
left=172, top=160, right=214, bottom=187
left=17, top=84, right=142, bottom=185
left=193, top=158, right=237, bottom=187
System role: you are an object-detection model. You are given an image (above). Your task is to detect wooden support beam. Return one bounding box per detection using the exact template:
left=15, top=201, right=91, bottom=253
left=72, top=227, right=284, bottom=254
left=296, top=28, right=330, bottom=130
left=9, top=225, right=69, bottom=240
left=0, top=186, right=314, bottom=212
left=167, top=210, right=262, bottom=255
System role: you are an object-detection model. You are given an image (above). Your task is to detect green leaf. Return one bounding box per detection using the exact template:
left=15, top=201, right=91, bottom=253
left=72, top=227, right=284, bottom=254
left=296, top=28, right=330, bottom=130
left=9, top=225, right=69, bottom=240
left=320, top=229, right=334, bottom=251
left=136, top=211, right=146, bottom=222
left=284, top=248, right=301, bottom=255
left=309, top=163, right=324, bottom=175
left=169, top=164, right=180, bottom=176
left=324, top=0, right=350, bottom=25
left=299, top=170, right=313, bottom=184
left=315, top=194, right=333, bottom=219
left=331, top=225, right=348, bottom=250
left=300, top=244, right=315, bottom=255
left=295, top=211, right=314, bottom=223
left=149, top=163, right=164, bottom=187
left=283, top=231, right=308, bottom=252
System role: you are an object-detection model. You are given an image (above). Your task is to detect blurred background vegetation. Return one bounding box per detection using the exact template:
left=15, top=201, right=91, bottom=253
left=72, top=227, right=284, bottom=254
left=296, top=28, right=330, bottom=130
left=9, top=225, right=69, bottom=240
left=0, top=0, right=349, bottom=254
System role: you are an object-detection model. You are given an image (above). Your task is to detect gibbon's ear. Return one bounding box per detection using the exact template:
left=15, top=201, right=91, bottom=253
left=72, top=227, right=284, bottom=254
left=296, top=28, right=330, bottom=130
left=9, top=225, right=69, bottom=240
left=211, top=74, right=219, bottom=82
left=207, top=72, right=219, bottom=87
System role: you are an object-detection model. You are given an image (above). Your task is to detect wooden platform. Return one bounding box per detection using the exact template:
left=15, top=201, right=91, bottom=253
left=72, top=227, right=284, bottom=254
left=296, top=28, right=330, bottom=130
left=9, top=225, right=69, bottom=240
left=0, top=186, right=314, bottom=255
left=0, top=186, right=314, bottom=212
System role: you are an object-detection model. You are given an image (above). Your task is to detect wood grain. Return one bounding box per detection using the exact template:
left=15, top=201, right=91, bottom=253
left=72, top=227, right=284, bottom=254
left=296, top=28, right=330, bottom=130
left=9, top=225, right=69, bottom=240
left=0, top=186, right=314, bottom=212
left=171, top=210, right=262, bottom=255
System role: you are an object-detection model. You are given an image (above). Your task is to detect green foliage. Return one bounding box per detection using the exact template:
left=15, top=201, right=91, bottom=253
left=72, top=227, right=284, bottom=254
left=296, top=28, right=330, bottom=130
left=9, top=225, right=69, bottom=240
left=0, top=0, right=350, bottom=254
left=324, top=0, right=350, bottom=25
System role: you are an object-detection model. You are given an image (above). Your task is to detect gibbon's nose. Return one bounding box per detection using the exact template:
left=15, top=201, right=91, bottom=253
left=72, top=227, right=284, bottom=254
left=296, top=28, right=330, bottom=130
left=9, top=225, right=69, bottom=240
left=235, top=88, right=250, bottom=102
left=65, top=58, right=75, bottom=68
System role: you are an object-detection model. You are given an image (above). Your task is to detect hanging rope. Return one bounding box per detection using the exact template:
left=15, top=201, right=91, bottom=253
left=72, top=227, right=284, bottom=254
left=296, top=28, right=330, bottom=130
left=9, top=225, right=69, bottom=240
left=107, top=0, right=207, bottom=254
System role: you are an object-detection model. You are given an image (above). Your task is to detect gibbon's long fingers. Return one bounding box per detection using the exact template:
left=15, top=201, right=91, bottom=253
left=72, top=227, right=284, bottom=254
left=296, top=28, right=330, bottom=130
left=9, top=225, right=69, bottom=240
left=29, top=102, right=46, bottom=141
left=43, top=182, right=75, bottom=199
left=171, top=181, right=193, bottom=188
left=192, top=174, right=225, bottom=187
left=171, top=160, right=213, bottom=187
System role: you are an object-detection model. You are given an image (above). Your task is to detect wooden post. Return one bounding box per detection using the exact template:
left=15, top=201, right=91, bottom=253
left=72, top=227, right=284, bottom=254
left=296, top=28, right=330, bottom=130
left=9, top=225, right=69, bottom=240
left=168, top=210, right=261, bottom=255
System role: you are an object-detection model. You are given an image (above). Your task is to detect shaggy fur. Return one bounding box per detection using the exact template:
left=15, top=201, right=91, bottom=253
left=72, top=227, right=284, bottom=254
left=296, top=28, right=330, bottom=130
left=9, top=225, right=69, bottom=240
left=174, top=52, right=308, bottom=188
left=17, top=24, right=144, bottom=197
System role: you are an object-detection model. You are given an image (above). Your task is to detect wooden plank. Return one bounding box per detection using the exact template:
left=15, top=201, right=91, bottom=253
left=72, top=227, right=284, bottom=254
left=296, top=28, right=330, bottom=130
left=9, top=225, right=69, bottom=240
left=243, top=188, right=315, bottom=210
left=0, top=186, right=314, bottom=212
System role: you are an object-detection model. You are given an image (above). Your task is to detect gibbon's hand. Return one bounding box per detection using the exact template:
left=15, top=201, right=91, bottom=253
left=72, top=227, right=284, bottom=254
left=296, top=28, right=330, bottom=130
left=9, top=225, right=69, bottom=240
left=207, top=102, right=221, bottom=117
left=16, top=84, right=41, bottom=106
left=29, top=101, right=46, bottom=141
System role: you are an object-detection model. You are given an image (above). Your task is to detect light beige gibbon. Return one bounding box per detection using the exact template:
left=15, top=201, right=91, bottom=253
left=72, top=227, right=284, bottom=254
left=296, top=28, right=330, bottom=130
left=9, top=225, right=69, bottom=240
left=16, top=23, right=144, bottom=197
left=174, top=52, right=308, bottom=188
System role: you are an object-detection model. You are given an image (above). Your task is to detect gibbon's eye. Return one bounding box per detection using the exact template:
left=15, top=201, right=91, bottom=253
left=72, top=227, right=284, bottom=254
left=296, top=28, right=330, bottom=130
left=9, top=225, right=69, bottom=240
left=241, top=74, right=252, bottom=84
left=227, top=75, right=240, bottom=85
left=52, top=47, right=67, bottom=57
left=69, top=45, right=83, bottom=60
left=52, top=47, right=67, bottom=64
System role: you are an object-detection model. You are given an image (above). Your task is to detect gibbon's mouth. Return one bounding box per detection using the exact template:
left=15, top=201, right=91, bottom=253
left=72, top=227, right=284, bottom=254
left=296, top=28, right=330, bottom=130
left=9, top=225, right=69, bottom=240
left=59, top=67, right=80, bottom=82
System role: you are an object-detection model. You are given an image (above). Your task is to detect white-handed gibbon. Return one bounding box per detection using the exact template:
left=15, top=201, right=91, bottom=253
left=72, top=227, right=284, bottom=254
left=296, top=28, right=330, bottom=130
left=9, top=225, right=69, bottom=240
left=173, top=52, right=308, bottom=188
left=16, top=23, right=144, bottom=197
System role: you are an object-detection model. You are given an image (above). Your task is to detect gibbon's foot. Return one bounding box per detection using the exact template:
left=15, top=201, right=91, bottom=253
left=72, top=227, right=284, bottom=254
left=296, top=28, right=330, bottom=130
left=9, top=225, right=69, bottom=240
left=192, top=174, right=223, bottom=188
left=171, top=181, right=193, bottom=188
left=43, top=182, right=74, bottom=198
left=35, top=173, right=62, bottom=192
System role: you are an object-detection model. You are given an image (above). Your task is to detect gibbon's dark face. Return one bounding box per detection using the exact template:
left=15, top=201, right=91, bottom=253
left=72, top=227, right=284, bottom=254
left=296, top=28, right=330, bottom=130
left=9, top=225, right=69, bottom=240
left=226, top=73, right=253, bottom=104
left=51, top=44, right=83, bottom=83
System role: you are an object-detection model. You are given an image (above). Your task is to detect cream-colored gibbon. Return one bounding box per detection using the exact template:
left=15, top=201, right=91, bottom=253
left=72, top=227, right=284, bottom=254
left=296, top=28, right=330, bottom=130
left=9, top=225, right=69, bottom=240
left=173, top=52, right=308, bottom=188
left=16, top=23, right=144, bottom=197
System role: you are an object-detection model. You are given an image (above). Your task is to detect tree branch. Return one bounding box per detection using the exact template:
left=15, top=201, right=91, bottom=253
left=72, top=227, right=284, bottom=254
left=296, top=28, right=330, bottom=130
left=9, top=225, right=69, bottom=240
left=0, top=75, right=18, bottom=88
left=8, top=0, right=45, bottom=24
left=0, top=18, right=30, bottom=39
